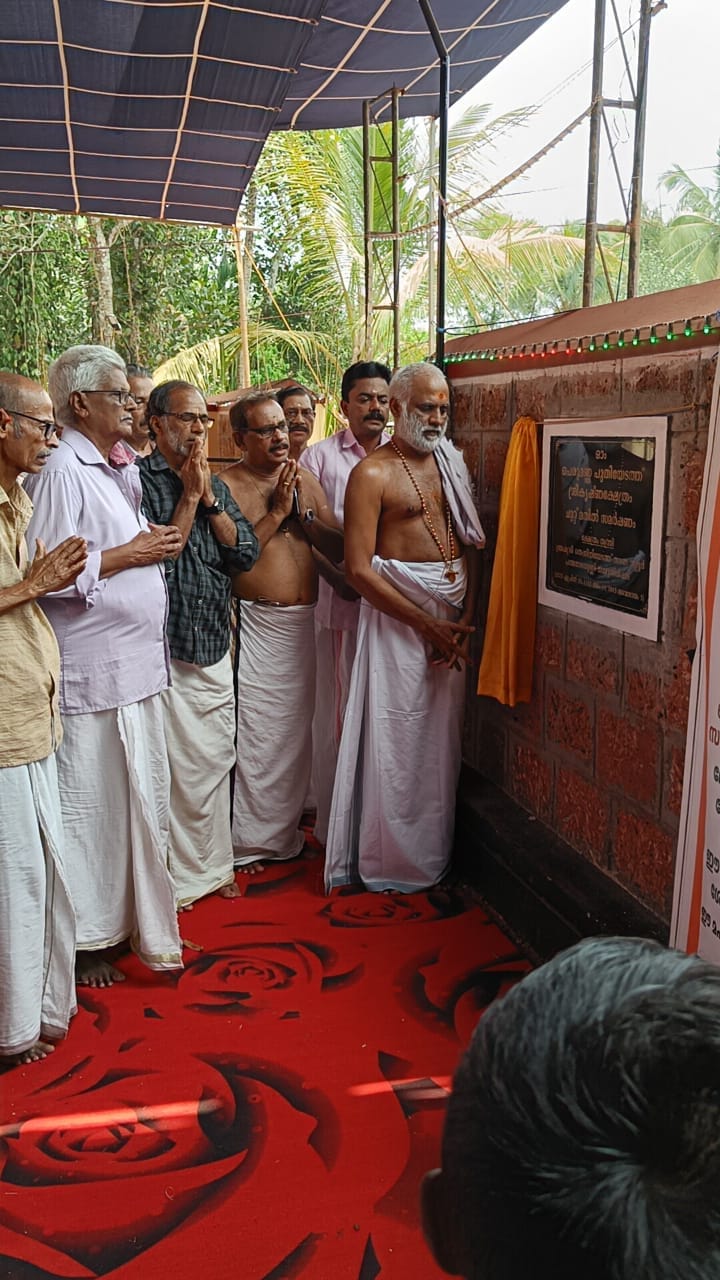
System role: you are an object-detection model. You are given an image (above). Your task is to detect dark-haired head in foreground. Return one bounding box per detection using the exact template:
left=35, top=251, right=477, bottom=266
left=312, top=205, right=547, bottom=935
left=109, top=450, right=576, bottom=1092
left=422, top=936, right=720, bottom=1280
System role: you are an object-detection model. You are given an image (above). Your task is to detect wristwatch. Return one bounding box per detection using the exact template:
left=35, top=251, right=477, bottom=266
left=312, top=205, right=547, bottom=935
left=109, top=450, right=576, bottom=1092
left=202, top=499, right=224, bottom=517
left=303, top=508, right=315, bottom=524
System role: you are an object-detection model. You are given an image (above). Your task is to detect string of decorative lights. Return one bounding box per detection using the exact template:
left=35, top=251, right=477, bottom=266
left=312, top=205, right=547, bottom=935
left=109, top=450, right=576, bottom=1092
left=443, top=314, right=719, bottom=366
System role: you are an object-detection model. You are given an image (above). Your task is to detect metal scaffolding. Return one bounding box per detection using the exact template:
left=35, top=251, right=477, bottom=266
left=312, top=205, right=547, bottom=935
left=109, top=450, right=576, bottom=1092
left=361, top=1, right=659, bottom=360
left=362, top=0, right=448, bottom=369
left=362, top=87, right=402, bottom=369
left=583, top=0, right=655, bottom=306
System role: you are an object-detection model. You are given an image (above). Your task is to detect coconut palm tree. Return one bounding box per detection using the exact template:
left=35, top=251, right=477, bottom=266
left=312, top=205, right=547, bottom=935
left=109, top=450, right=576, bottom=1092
left=158, top=105, right=591, bottom=401
left=661, top=147, right=720, bottom=281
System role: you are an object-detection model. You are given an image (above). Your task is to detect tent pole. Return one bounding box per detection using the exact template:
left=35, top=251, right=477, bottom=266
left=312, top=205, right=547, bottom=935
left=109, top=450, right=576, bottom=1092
left=427, top=116, right=436, bottom=358
left=582, top=0, right=606, bottom=308
left=232, top=219, right=251, bottom=388
left=626, top=0, right=653, bottom=298
left=418, top=0, right=448, bottom=369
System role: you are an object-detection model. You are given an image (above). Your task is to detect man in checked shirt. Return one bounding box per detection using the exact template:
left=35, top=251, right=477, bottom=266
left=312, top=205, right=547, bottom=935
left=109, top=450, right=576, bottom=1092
left=139, top=380, right=260, bottom=911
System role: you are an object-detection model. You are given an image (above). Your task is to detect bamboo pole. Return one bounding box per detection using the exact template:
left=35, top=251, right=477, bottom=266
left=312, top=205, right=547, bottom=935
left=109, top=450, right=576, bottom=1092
left=232, top=219, right=251, bottom=388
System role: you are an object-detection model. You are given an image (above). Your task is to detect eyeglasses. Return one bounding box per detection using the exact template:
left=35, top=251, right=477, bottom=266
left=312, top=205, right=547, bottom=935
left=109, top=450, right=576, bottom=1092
left=79, top=389, right=136, bottom=407
left=244, top=424, right=290, bottom=438
left=284, top=408, right=315, bottom=421
left=11, top=410, right=57, bottom=439
left=163, top=411, right=213, bottom=428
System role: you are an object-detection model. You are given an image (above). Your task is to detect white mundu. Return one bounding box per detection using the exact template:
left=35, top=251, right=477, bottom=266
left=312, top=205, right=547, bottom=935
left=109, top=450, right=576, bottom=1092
left=57, top=697, right=182, bottom=969
left=325, top=556, right=467, bottom=893
left=233, top=600, right=316, bottom=864
left=163, top=653, right=236, bottom=907
left=309, top=623, right=356, bottom=840
left=0, top=753, right=76, bottom=1054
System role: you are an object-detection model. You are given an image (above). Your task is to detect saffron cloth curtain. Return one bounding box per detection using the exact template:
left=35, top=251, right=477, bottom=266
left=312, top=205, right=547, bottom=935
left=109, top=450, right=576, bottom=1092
left=477, top=416, right=540, bottom=706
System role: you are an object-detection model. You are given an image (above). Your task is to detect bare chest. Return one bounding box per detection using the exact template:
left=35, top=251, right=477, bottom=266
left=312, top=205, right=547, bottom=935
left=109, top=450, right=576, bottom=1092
left=224, top=472, right=272, bottom=524
left=377, top=452, right=458, bottom=572
left=384, top=463, right=448, bottom=531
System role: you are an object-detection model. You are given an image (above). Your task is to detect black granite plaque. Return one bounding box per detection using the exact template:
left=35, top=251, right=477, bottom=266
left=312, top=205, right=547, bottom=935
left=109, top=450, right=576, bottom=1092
left=546, top=436, right=655, bottom=617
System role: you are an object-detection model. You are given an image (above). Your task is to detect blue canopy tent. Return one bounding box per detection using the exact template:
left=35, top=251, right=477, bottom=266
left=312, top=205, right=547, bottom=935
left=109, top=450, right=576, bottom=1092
left=1, top=1, right=569, bottom=225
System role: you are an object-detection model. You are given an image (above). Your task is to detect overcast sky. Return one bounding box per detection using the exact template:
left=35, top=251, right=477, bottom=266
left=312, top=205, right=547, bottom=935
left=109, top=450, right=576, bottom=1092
left=454, top=0, right=719, bottom=228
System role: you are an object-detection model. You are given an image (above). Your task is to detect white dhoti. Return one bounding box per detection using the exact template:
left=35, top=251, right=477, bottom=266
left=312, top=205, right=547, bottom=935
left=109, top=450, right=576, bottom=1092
left=232, top=601, right=316, bottom=864
left=325, top=557, right=467, bottom=893
left=56, top=696, right=182, bottom=970
left=0, top=754, right=76, bottom=1054
left=310, top=623, right=357, bottom=845
left=162, top=654, right=236, bottom=907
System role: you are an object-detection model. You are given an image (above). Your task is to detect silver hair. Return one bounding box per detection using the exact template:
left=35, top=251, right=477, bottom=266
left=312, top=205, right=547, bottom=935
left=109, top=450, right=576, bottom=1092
left=388, top=362, right=448, bottom=409
left=49, top=345, right=126, bottom=430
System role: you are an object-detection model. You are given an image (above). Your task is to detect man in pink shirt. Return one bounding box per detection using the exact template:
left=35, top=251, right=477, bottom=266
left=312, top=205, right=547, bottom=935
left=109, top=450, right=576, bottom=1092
left=25, top=345, right=184, bottom=989
left=302, top=360, right=391, bottom=844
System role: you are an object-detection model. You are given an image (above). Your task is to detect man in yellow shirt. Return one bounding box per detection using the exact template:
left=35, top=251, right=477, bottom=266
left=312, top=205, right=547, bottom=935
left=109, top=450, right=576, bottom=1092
left=0, top=372, right=87, bottom=1065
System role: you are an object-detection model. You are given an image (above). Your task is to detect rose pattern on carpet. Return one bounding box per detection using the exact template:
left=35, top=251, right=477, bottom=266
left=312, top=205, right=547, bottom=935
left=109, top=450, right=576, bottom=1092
left=0, top=860, right=529, bottom=1280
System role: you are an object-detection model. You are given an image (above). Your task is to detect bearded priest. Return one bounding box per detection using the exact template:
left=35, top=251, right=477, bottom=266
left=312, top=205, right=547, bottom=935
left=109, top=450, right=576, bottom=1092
left=324, top=363, right=485, bottom=893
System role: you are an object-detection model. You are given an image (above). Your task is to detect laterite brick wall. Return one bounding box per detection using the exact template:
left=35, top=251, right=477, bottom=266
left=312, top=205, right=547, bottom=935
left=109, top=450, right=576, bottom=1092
left=451, top=346, right=718, bottom=920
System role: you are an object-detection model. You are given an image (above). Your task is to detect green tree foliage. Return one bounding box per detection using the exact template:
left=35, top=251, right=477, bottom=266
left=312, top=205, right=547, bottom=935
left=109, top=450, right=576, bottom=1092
left=661, top=147, right=720, bottom=281
left=0, top=212, right=91, bottom=377
left=1, top=124, right=716, bottom=396
left=636, top=207, right=694, bottom=296
left=108, top=220, right=240, bottom=368
left=0, top=213, right=240, bottom=382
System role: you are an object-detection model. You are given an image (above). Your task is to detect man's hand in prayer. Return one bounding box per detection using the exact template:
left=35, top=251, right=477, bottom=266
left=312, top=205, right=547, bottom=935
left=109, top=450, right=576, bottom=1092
left=26, top=536, right=88, bottom=597
left=180, top=438, right=212, bottom=506
left=269, top=460, right=298, bottom=520
left=127, top=523, right=184, bottom=564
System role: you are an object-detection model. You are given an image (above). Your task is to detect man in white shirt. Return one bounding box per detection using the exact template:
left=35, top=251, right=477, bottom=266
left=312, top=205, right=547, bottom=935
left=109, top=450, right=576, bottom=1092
left=25, top=346, right=184, bottom=989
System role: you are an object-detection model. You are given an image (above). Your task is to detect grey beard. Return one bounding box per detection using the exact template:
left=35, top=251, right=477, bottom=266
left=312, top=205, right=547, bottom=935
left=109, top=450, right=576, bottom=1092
left=167, top=426, right=194, bottom=457
left=394, top=409, right=446, bottom=454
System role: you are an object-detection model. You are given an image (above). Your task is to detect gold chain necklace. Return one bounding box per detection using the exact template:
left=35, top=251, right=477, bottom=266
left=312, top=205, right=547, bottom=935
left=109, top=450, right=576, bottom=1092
left=390, top=438, right=457, bottom=581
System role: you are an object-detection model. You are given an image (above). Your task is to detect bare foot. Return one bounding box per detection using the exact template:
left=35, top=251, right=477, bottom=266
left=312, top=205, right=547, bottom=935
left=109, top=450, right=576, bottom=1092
left=76, top=951, right=126, bottom=988
left=219, top=881, right=242, bottom=899
left=236, top=862, right=265, bottom=875
left=2, top=1041, right=55, bottom=1068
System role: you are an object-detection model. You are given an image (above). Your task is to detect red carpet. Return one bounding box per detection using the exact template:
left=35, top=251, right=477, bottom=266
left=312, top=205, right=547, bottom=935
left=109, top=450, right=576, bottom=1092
left=0, top=857, right=529, bottom=1280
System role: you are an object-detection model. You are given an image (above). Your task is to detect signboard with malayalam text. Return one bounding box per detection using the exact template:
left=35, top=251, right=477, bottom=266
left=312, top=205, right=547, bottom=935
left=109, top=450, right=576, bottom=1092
left=539, top=418, right=667, bottom=640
